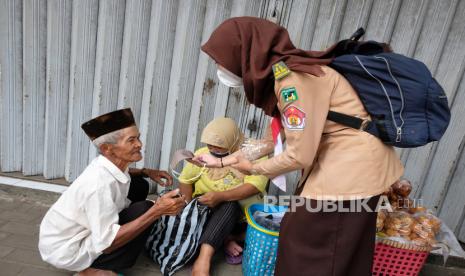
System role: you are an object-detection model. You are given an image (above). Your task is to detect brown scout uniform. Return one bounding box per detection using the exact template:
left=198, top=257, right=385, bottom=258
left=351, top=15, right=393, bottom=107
left=252, top=65, right=404, bottom=199
left=252, top=65, right=404, bottom=276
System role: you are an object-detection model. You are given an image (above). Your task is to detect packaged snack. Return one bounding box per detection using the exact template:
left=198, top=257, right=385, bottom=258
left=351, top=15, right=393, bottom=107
left=377, top=180, right=447, bottom=251
left=377, top=203, right=465, bottom=263
left=411, top=237, right=429, bottom=247
left=392, top=179, right=412, bottom=197
left=385, top=228, right=401, bottom=237
left=409, top=232, right=419, bottom=240
left=408, top=205, right=427, bottom=214
left=382, top=179, right=417, bottom=212
left=383, top=211, right=414, bottom=237
left=411, top=212, right=441, bottom=246
left=240, top=138, right=274, bottom=161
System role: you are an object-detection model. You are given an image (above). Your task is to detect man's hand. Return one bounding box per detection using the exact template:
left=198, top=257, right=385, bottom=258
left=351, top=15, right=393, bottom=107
left=152, top=189, right=186, bottom=216
left=143, top=169, right=173, bottom=186
left=104, top=189, right=185, bottom=254
left=198, top=191, right=225, bottom=208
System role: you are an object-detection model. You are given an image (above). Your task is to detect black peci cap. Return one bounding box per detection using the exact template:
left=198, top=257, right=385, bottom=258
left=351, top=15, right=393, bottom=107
left=81, top=108, right=136, bottom=140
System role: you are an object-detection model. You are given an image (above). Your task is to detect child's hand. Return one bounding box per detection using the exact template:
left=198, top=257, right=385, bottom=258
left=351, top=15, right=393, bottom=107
left=198, top=191, right=224, bottom=207
left=185, top=158, right=207, bottom=167
left=192, top=153, right=222, bottom=168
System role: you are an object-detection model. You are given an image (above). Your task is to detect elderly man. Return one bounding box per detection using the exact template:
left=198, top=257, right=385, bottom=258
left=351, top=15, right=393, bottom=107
left=38, top=108, right=186, bottom=275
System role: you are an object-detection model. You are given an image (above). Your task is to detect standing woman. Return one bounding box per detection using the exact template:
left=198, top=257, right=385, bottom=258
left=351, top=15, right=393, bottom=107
left=196, top=17, right=404, bottom=275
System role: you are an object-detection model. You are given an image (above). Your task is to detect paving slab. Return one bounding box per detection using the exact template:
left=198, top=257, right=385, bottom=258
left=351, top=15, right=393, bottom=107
left=0, top=233, right=40, bottom=251
left=0, top=244, right=15, bottom=258
left=0, top=260, right=25, bottom=276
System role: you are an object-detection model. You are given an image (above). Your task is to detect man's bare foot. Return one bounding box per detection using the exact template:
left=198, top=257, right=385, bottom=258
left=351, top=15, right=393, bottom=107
left=225, top=240, right=243, bottom=257
left=192, top=258, right=210, bottom=276
left=78, top=267, right=117, bottom=276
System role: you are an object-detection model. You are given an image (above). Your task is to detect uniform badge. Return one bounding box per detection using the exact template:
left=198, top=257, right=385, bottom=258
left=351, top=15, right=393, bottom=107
left=281, top=87, right=298, bottom=103
left=282, top=105, right=306, bottom=130
left=272, top=61, right=291, bottom=80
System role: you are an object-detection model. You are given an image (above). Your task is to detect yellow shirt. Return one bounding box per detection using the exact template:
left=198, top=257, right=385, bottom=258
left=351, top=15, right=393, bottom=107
left=179, top=147, right=268, bottom=197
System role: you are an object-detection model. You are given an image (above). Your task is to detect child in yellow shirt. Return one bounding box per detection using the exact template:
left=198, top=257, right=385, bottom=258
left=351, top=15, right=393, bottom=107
left=178, top=117, right=268, bottom=274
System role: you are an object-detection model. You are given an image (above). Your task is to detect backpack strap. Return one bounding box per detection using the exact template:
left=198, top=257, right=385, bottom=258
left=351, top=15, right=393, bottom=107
left=365, top=120, right=391, bottom=143
left=327, top=111, right=391, bottom=143
left=327, top=111, right=368, bottom=130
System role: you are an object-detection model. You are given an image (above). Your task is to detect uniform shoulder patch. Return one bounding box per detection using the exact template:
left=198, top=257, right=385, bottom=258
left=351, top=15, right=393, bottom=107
left=282, top=105, right=306, bottom=130
left=272, top=61, right=291, bottom=80
left=280, top=87, right=298, bottom=103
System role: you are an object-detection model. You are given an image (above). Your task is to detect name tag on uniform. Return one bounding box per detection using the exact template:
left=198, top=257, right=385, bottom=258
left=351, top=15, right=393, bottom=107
left=281, top=87, right=298, bottom=103
left=282, top=105, right=306, bottom=130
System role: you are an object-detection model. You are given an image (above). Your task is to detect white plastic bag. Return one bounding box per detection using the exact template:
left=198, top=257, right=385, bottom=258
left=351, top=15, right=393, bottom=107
left=431, top=222, right=465, bottom=264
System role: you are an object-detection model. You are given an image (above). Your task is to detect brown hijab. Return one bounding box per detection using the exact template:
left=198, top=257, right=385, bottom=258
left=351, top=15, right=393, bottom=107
left=201, top=16, right=335, bottom=116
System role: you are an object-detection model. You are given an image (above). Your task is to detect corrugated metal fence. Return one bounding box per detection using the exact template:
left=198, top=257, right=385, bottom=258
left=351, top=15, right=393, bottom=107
left=1, top=0, right=465, bottom=241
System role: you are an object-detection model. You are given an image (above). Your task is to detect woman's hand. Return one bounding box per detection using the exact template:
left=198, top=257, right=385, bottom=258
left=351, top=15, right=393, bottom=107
left=198, top=191, right=225, bottom=207
left=192, top=153, right=222, bottom=168
left=231, top=155, right=254, bottom=175
left=143, top=169, right=173, bottom=186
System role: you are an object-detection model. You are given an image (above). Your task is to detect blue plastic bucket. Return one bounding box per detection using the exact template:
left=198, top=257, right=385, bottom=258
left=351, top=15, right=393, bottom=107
left=242, top=203, right=287, bottom=276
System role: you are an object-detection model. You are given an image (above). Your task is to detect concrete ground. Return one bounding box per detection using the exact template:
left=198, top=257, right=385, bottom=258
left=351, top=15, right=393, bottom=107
left=0, top=182, right=464, bottom=276
left=0, top=184, right=241, bottom=276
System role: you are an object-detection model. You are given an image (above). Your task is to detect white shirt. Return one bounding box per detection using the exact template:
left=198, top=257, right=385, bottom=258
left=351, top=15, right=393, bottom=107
left=38, top=155, right=132, bottom=271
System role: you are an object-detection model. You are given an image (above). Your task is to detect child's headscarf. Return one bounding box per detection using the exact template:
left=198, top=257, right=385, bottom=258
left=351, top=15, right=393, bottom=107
left=201, top=16, right=335, bottom=116
left=200, top=117, right=245, bottom=180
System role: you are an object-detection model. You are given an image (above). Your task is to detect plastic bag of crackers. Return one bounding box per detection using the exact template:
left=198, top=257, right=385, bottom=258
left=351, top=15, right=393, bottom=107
left=376, top=180, right=441, bottom=250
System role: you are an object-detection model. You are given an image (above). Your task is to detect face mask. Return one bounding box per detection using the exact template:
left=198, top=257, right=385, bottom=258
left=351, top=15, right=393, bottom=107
left=209, top=150, right=230, bottom=158
left=217, top=67, right=243, bottom=88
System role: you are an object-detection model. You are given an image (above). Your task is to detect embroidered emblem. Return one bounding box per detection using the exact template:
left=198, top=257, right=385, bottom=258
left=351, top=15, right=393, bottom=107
left=282, top=105, right=306, bottom=130
left=272, top=61, right=291, bottom=80
left=281, top=87, right=298, bottom=103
